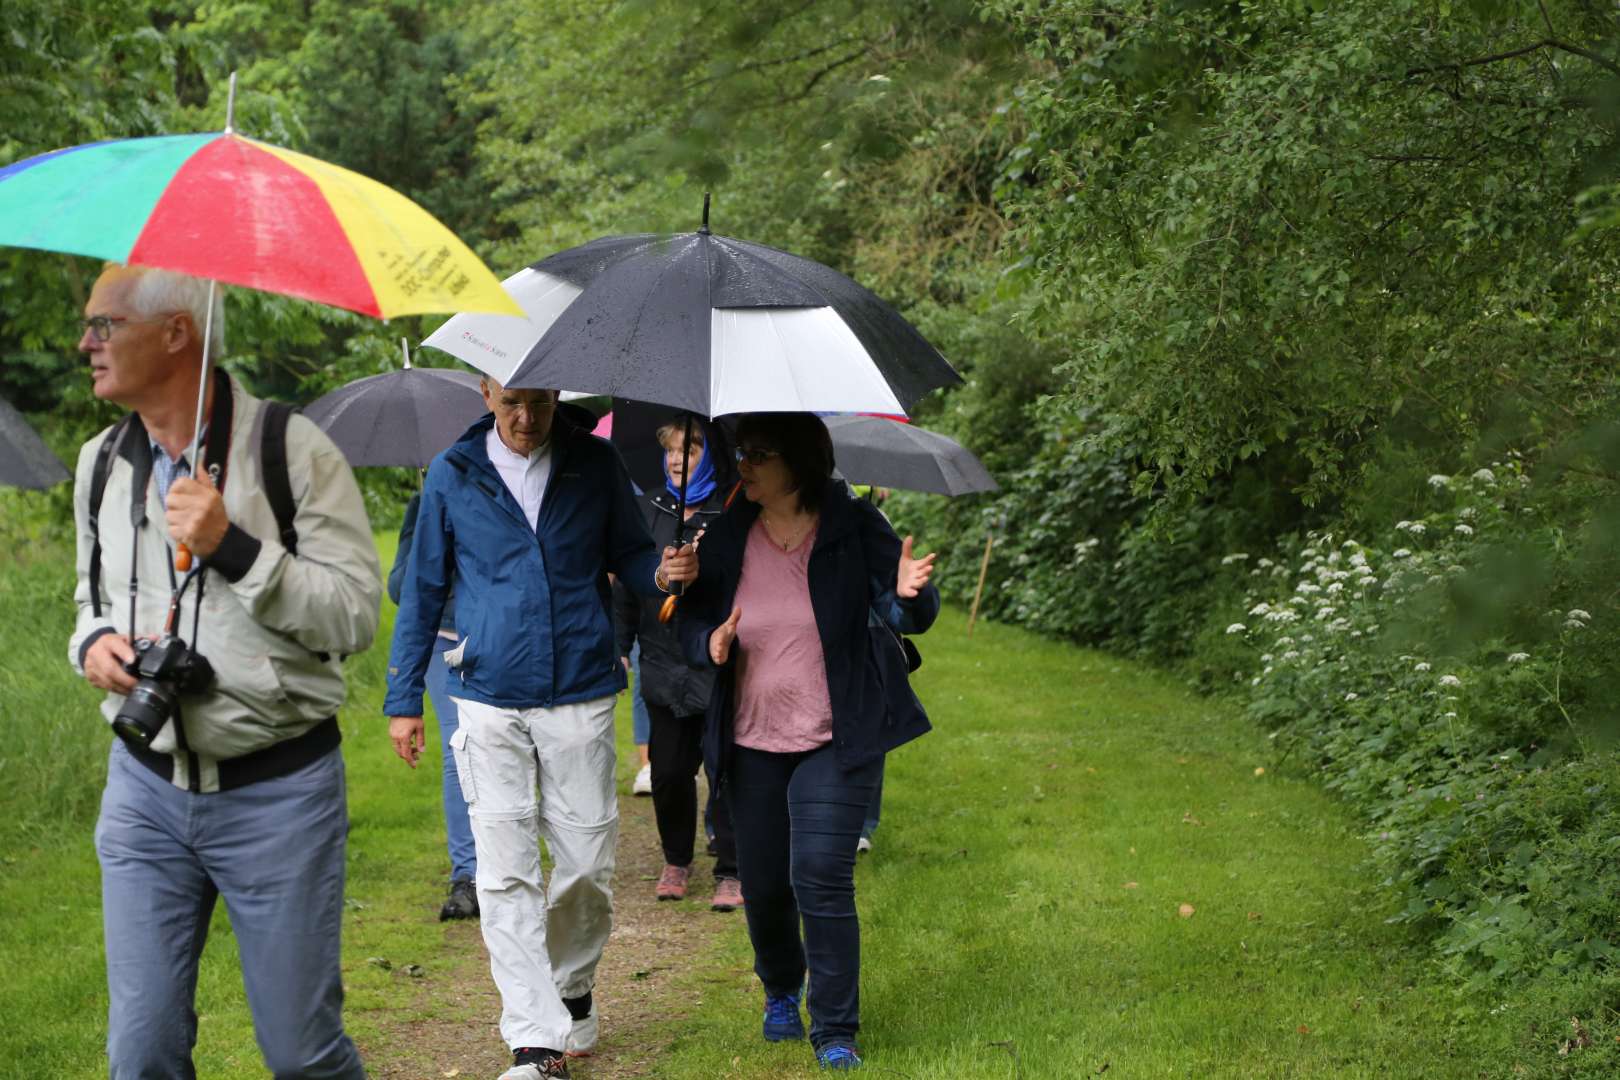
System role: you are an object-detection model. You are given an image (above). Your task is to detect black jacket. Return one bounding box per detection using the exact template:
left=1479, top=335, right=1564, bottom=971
left=613, top=488, right=726, bottom=716
left=678, top=479, right=939, bottom=782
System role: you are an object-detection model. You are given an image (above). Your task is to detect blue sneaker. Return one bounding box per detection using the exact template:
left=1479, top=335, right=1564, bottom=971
left=817, top=1043, right=863, bottom=1070
left=762, top=991, right=805, bottom=1041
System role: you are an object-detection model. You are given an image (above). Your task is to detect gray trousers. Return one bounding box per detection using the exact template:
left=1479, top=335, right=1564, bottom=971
left=95, top=739, right=365, bottom=1079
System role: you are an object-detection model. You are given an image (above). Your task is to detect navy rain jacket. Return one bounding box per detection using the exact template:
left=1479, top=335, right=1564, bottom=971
left=678, top=479, right=940, bottom=783
left=385, top=411, right=664, bottom=716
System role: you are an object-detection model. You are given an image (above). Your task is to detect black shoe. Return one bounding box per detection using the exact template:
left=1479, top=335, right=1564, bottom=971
left=504, top=1046, right=569, bottom=1078
left=439, top=878, right=479, bottom=921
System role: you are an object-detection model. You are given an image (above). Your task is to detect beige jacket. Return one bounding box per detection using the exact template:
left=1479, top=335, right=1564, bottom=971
left=69, top=377, right=382, bottom=792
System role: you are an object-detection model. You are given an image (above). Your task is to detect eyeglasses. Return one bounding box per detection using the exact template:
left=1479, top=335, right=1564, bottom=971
left=80, top=314, right=173, bottom=342
left=734, top=446, right=781, bottom=466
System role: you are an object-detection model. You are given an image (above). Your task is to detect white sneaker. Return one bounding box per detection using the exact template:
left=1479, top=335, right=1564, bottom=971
left=856, top=835, right=873, bottom=855
left=632, top=763, right=652, bottom=796
left=565, top=1008, right=598, bottom=1057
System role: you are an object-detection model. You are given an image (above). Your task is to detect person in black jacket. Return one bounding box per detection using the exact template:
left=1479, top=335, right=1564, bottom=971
left=614, top=418, right=741, bottom=910
left=678, top=412, right=939, bottom=1072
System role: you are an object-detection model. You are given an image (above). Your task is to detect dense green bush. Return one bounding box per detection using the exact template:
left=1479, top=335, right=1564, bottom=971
left=1212, top=461, right=1619, bottom=1054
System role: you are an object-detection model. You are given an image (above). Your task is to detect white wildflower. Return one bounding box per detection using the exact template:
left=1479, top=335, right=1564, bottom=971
left=1226, top=623, right=1247, bottom=635
left=1265, top=609, right=1300, bottom=624
left=1296, top=582, right=1323, bottom=595
left=1414, top=662, right=1432, bottom=673
left=1453, top=524, right=1474, bottom=536
left=1300, top=634, right=1315, bottom=642
left=1439, top=675, right=1462, bottom=688
left=1358, top=576, right=1378, bottom=587
left=1443, top=711, right=1458, bottom=719
left=1568, top=609, right=1592, bottom=622
left=1472, top=468, right=1496, bottom=484
left=1506, top=652, right=1529, bottom=664
left=1276, top=636, right=1295, bottom=647
left=1427, top=474, right=1451, bottom=489
left=1248, top=602, right=1272, bottom=616
left=1393, top=548, right=1412, bottom=559
left=1221, top=553, right=1249, bottom=565
left=1315, top=607, right=1337, bottom=621
left=1260, top=653, right=1273, bottom=663
left=1281, top=650, right=1301, bottom=661
left=1407, top=522, right=1426, bottom=535
left=1256, top=557, right=1274, bottom=569
left=1349, top=551, right=1368, bottom=567
left=1459, top=506, right=1477, bottom=520
left=1341, top=540, right=1360, bottom=550
left=1345, top=692, right=1358, bottom=701
left=1395, top=520, right=1414, bottom=532
left=1564, top=619, right=1587, bottom=632
left=1326, top=582, right=1345, bottom=594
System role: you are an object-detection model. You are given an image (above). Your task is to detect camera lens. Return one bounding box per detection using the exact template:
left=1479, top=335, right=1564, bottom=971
left=112, top=680, right=177, bottom=747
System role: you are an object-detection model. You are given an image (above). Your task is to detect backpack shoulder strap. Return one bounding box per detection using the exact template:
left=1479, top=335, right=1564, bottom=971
left=259, top=402, right=298, bottom=556
left=88, top=416, right=136, bottom=620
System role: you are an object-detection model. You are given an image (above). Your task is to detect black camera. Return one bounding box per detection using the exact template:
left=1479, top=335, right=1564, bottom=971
left=113, top=635, right=214, bottom=747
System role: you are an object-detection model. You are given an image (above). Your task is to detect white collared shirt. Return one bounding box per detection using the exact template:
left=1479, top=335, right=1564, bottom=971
left=486, top=427, right=553, bottom=532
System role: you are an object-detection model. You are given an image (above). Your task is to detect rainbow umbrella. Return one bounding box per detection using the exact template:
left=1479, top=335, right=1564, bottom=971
left=0, top=131, right=521, bottom=320
left=0, top=85, right=521, bottom=568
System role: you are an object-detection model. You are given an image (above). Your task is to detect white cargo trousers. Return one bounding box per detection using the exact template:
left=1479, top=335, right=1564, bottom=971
left=449, top=695, right=618, bottom=1052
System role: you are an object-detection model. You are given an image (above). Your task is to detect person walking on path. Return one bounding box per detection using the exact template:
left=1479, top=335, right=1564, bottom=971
left=613, top=417, right=741, bottom=910
left=385, top=378, right=696, bottom=1080
left=679, top=413, right=939, bottom=1071
left=70, top=264, right=382, bottom=1079
left=388, top=493, right=479, bottom=921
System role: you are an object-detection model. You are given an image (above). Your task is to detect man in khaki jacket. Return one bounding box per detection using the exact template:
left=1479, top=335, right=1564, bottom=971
left=69, top=264, right=381, bottom=1079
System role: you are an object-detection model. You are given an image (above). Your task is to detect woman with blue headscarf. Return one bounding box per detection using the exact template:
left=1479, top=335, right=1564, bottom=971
left=612, top=415, right=742, bottom=910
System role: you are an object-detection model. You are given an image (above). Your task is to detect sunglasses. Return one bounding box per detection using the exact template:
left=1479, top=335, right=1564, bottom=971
left=734, top=446, right=782, bottom=466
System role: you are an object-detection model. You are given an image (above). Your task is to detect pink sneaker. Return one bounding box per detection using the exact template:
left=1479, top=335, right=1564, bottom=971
left=711, top=876, right=744, bottom=912
left=655, top=864, right=690, bottom=901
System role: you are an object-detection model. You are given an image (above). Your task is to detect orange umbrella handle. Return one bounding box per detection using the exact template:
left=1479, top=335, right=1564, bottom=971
left=658, top=593, right=679, bottom=624
left=175, top=543, right=194, bottom=572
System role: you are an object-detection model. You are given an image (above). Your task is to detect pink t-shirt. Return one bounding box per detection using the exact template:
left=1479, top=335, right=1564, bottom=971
left=732, top=518, right=833, bottom=753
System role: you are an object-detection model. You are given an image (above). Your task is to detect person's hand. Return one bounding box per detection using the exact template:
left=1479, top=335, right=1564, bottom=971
left=85, top=632, right=138, bottom=693
left=896, top=536, right=936, bottom=599
left=166, top=475, right=230, bottom=558
left=709, top=605, right=742, bottom=665
left=660, top=542, right=698, bottom=587
left=389, top=716, right=425, bottom=768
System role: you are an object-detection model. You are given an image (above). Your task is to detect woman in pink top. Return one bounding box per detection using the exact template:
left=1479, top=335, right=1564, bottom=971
left=679, top=413, right=939, bottom=1071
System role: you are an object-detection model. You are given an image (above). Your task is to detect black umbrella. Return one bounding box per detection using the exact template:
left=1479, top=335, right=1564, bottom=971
left=422, top=196, right=962, bottom=421
left=302, top=345, right=487, bottom=468
left=823, top=415, right=997, bottom=497
left=0, top=395, right=70, bottom=489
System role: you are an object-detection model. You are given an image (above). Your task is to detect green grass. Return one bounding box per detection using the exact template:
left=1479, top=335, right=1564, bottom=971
left=0, top=524, right=1560, bottom=1077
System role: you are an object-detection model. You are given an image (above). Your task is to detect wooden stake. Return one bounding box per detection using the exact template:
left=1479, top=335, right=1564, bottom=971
left=966, top=530, right=995, bottom=638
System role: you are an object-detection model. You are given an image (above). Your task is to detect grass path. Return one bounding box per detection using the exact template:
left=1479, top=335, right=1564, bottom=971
left=0, top=536, right=1537, bottom=1077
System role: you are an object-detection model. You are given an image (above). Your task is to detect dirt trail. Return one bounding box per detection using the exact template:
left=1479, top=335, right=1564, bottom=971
left=363, top=781, right=739, bottom=1079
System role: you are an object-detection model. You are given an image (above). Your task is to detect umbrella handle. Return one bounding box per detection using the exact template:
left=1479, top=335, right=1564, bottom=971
left=175, top=543, right=194, bottom=572
left=658, top=593, right=678, bottom=625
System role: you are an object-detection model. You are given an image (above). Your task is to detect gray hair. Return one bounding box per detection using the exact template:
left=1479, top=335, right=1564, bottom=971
left=124, top=267, right=225, bottom=356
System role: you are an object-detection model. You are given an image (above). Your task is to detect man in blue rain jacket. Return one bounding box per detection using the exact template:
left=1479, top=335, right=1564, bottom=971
left=385, top=380, right=695, bottom=1080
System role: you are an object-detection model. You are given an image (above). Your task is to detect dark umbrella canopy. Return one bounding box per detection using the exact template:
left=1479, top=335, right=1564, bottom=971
left=424, top=207, right=962, bottom=419
left=823, top=414, right=997, bottom=497
left=0, top=395, right=70, bottom=489
left=302, top=366, right=486, bottom=468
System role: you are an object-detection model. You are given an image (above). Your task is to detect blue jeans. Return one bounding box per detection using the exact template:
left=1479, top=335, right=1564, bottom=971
left=425, top=642, right=477, bottom=881
left=863, top=757, right=884, bottom=840
left=727, top=743, right=881, bottom=1050
left=95, top=740, right=364, bottom=1079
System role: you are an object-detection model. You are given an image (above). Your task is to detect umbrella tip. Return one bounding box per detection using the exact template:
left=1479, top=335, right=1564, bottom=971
left=401, top=337, right=411, bottom=369
left=700, top=192, right=711, bottom=235
left=224, top=70, right=238, bottom=135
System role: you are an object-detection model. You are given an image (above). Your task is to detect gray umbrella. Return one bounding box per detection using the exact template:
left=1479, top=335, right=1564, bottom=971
left=0, top=395, right=70, bottom=489
left=302, top=361, right=486, bottom=468
left=824, top=414, right=997, bottom=496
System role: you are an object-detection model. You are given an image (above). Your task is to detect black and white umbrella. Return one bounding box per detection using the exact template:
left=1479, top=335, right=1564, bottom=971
left=302, top=343, right=487, bottom=468
left=422, top=199, right=961, bottom=418
left=0, top=395, right=70, bottom=489
left=825, top=414, right=997, bottom=497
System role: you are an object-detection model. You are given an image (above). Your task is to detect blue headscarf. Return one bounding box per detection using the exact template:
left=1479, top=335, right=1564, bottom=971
left=664, top=427, right=717, bottom=505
